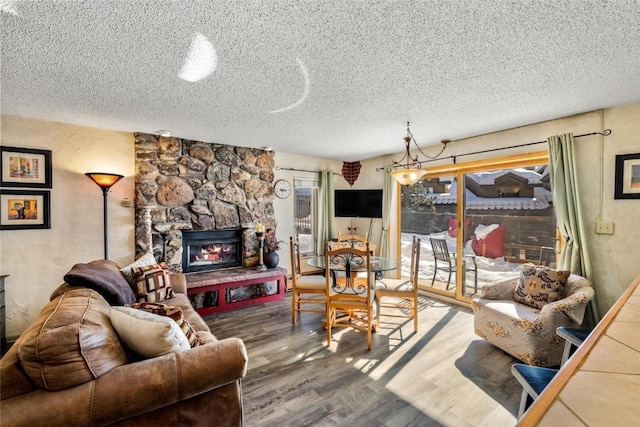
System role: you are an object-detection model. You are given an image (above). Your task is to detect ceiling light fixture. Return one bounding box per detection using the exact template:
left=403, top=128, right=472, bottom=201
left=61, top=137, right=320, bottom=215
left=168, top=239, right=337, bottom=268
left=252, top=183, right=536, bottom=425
left=389, top=122, right=449, bottom=186
left=157, top=130, right=172, bottom=137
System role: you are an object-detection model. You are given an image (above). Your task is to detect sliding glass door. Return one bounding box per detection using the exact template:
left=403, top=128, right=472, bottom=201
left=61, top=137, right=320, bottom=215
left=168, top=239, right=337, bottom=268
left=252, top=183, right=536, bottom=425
left=398, top=151, right=555, bottom=302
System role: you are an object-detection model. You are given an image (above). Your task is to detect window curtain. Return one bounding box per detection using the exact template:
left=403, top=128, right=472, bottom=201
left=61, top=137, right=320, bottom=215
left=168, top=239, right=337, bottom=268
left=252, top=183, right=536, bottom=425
left=378, top=170, right=394, bottom=259
left=547, top=133, right=599, bottom=326
left=316, top=170, right=334, bottom=255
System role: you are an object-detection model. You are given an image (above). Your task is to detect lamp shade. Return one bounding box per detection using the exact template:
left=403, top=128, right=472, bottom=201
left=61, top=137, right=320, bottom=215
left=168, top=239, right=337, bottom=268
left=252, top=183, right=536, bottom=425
left=85, top=172, right=124, bottom=189
left=390, top=168, right=427, bottom=186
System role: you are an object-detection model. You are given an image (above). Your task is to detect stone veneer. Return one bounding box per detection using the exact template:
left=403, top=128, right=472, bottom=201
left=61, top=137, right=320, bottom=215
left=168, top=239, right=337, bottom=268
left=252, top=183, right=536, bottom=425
left=134, top=133, right=276, bottom=272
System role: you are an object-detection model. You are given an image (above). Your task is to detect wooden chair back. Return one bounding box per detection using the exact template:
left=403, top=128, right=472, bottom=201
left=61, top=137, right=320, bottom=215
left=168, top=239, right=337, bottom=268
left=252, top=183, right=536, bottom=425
left=289, top=236, right=301, bottom=277
left=409, top=236, right=422, bottom=288
left=325, top=241, right=374, bottom=350
left=336, top=232, right=376, bottom=255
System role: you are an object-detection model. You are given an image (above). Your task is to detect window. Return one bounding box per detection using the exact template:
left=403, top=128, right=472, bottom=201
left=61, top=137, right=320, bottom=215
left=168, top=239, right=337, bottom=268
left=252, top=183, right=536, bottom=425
left=293, top=178, right=319, bottom=256
left=399, top=151, right=554, bottom=301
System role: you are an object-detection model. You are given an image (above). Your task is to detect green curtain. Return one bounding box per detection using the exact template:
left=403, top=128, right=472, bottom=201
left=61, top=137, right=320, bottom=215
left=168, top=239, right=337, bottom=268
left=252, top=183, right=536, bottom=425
left=316, top=170, right=334, bottom=255
left=379, top=170, right=394, bottom=259
left=547, top=133, right=599, bottom=325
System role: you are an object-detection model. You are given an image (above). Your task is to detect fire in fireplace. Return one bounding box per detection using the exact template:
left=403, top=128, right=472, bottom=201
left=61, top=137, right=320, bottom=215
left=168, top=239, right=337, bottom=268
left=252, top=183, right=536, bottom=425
left=182, top=229, right=243, bottom=273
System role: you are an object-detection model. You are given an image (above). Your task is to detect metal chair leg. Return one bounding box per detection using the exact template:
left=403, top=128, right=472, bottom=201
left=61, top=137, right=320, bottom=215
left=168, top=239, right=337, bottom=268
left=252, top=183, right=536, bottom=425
left=431, top=260, right=437, bottom=286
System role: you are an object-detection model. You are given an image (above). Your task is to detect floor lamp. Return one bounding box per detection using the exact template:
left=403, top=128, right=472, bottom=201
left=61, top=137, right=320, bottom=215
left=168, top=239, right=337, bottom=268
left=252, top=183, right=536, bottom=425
left=85, top=172, right=124, bottom=260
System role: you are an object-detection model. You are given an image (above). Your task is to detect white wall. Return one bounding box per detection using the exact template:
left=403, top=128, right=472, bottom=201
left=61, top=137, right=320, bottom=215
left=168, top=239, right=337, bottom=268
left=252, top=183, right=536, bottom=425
left=272, top=152, right=342, bottom=276
left=1, top=116, right=135, bottom=337
left=595, top=103, right=640, bottom=311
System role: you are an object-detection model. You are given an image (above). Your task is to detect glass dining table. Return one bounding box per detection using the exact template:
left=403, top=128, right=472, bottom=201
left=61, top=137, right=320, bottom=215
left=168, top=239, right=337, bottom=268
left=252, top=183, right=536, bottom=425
left=306, top=255, right=400, bottom=328
left=306, top=255, right=400, bottom=274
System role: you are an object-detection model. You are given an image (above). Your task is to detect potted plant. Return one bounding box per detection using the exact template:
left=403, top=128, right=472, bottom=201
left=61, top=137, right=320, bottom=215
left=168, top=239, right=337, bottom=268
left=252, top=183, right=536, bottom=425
left=263, top=227, right=285, bottom=268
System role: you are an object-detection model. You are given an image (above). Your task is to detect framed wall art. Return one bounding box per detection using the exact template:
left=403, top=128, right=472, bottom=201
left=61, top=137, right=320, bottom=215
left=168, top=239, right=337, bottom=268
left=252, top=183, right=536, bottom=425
left=614, top=153, right=640, bottom=200
left=0, top=145, right=52, bottom=188
left=0, top=189, right=51, bottom=230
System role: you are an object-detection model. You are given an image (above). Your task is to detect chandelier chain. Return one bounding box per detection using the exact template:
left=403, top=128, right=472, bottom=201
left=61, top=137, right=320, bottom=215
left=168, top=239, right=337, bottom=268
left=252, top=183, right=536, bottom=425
left=406, top=122, right=447, bottom=162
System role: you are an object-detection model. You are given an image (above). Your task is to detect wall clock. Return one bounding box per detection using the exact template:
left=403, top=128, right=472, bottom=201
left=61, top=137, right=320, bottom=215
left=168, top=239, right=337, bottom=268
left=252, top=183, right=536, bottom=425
left=274, top=179, right=291, bottom=199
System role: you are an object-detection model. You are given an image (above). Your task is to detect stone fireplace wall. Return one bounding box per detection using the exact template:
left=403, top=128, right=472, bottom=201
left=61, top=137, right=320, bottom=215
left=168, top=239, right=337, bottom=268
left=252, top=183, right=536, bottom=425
left=134, top=133, right=276, bottom=272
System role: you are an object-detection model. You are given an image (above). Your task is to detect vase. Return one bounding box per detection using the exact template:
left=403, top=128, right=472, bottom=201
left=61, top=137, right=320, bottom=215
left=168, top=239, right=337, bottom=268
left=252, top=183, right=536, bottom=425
left=264, top=251, right=279, bottom=269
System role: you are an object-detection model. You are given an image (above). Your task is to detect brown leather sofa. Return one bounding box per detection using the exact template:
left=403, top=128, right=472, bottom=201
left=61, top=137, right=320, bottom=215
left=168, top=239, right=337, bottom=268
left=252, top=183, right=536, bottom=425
left=0, top=260, right=248, bottom=426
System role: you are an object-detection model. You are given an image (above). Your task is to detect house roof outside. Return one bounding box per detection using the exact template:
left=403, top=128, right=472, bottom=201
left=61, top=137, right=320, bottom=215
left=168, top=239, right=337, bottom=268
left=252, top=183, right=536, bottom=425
left=432, top=168, right=553, bottom=210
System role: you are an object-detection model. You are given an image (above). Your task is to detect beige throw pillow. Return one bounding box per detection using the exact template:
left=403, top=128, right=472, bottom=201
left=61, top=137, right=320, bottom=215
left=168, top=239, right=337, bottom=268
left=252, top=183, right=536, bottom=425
left=126, top=302, right=204, bottom=348
left=513, top=263, right=569, bottom=309
left=110, top=306, right=190, bottom=358
left=120, top=252, right=157, bottom=285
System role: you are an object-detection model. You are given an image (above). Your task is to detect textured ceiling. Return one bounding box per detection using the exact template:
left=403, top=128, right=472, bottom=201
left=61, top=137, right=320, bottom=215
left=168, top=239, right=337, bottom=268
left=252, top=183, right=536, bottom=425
left=2, top=1, right=640, bottom=162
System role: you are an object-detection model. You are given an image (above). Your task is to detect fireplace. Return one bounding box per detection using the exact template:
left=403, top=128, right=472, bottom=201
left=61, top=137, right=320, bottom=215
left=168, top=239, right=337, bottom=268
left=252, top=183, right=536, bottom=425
left=182, top=229, right=243, bottom=273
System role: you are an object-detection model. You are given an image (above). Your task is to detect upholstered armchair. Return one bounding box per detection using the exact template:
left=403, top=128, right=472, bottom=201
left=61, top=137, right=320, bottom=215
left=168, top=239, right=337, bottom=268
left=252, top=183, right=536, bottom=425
left=471, top=269, right=594, bottom=367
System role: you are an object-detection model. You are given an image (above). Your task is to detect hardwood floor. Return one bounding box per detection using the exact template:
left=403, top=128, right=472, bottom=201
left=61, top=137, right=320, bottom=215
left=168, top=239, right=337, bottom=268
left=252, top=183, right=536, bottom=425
left=204, top=293, right=521, bottom=427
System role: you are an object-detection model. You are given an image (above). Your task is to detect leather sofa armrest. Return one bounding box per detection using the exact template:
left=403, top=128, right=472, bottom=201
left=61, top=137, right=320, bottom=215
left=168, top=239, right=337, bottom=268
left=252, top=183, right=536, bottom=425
left=91, top=337, right=248, bottom=425
left=1, top=338, right=248, bottom=427
left=170, top=272, right=188, bottom=295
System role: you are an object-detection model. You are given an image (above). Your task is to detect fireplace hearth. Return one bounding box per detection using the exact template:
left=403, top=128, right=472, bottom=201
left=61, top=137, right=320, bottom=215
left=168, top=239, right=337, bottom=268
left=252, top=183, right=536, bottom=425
left=182, top=229, right=243, bottom=273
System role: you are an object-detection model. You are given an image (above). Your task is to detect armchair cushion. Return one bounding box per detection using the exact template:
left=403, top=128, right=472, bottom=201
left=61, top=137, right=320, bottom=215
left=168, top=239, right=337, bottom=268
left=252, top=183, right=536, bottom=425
left=513, top=263, right=569, bottom=309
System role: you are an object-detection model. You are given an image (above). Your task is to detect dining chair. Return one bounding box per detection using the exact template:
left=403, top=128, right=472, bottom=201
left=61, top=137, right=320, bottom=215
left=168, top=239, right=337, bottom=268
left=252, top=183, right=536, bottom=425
left=289, top=236, right=326, bottom=325
left=375, top=236, right=421, bottom=332
left=556, top=326, right=590, bottom=367
left=337, top=232, right=368, bottom=249
left=325, top=242, right=375, bottom=350
left=293, top=234, right=323, bottom=276
left=332, top=233, right=373, bottom=282
left=511, top=363, right=559, bottom=419
left=429, top=237, right=477, bottom=293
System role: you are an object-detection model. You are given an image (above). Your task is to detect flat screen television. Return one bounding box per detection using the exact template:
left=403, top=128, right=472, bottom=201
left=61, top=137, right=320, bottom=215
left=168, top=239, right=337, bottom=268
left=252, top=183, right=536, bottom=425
left=334, top=189, right=383, bottom=218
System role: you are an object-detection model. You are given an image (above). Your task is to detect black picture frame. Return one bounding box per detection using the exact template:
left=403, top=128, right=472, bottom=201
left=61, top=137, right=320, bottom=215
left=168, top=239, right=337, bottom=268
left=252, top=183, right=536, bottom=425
left=614, top=153, right=640, bottom=200
left=0, top=189, right=51, bottom=230
left=0, top=145, right=52, bottom=188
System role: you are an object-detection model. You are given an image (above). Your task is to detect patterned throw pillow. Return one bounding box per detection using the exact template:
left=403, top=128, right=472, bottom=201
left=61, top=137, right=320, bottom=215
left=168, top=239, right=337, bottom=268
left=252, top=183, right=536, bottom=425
left=513, top=263, right=570, bottom=309
left=127, top=302, right=204, bottom=347
left=131, top=263, right=176, bottom=303
left=120, top=252, right=157, bottom=285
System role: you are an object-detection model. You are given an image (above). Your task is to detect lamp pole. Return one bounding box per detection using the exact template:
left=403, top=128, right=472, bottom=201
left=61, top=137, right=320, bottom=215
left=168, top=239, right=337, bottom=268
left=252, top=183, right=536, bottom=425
left=100, top=186, right=110, bottom=259
left=85, top=173, right=124, bottom=260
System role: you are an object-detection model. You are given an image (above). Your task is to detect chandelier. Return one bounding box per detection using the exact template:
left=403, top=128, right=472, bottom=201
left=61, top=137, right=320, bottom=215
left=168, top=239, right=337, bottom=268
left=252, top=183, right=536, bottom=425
left=389, top=122, right=449, bottom=186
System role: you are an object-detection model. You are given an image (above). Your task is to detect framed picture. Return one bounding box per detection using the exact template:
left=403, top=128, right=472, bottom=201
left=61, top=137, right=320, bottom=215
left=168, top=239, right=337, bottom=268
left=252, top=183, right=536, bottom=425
left=614, top=153, right=640, bottom=200
left=0, top=189, right=51, bottom=230
left=0, top=145, right=52, bottom=188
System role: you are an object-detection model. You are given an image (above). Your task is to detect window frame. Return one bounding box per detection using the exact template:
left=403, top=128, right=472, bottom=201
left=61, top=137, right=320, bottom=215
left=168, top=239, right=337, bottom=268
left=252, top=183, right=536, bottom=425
left=396, top=150, right=550, bottom=303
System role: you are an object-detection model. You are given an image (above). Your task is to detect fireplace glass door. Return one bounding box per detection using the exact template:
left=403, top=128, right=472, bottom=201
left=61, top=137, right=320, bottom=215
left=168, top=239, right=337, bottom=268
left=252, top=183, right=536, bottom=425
left=182, top=229, right=243, bottom=273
